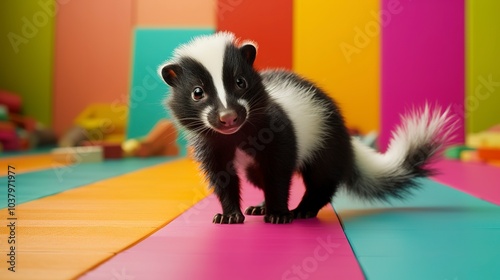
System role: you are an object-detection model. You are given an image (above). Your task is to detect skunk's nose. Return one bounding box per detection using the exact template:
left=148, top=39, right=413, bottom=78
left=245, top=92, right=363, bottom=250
left=219, top=110, right=238, bottom=126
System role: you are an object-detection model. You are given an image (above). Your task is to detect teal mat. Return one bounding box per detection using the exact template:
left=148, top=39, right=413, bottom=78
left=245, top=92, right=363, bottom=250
left=334, top=178, right=500, bottom=280
left=1, top=156, right=178, bottom=208
left=0, top=146, right=56, bottom=158
left=126, top=28, right=214, bottom=155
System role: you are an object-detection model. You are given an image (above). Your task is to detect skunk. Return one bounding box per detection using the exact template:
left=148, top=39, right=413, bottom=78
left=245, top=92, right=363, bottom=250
left=158, top=32, right=455, bottom=224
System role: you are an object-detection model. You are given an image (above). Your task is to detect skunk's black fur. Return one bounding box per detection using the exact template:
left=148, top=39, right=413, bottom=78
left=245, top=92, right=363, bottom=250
left=159, top=32, right=455, bottom=224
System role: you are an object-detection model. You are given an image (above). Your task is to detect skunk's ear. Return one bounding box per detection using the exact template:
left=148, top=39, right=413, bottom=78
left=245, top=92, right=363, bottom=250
left=239, top=43, right=257, bottom=66
left=160, top=64, right=183, bottom=87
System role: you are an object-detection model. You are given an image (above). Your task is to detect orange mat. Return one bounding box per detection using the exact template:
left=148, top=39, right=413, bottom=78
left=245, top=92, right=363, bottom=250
left=0, top=158, right=210, bottom=280
left=0, top=154, right=57, bottom=176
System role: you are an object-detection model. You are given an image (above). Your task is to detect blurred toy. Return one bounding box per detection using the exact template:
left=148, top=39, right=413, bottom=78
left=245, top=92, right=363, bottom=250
left=0, top=105, right=8, bottom=121
left=134, top=119, right=179, bottom=157
left=122, top=138, right=141, bottom=157
left=0, top=120, right=16, bottom=131
left=467, top=131, right=500, bottom=148
left=59, top=125, right=88, bottom=147
left=74, top=103, right=128, bottom=143
left=460, top=150, right=483, bottom=163
left=59, top=103, right=128, bottom=148
left=0, top=89, right=56, bottom=151
left=445, top=145, right=475, bottom=160
left=9, top=113, right=36, bottom=132
left=121, top=119, right=179, bottom=158
left=82, top=140, right=123, bottom=159
left=52, top=146, right=103, bottom=164
left=0, top=121, right=19, bottom=151
left=0, top=90, right=22, bottom=114
left=477, top=147, right=500, bottom=161
left=32, top=124, right=57, bottom=147
left=462, top=125, right=500, bottom=166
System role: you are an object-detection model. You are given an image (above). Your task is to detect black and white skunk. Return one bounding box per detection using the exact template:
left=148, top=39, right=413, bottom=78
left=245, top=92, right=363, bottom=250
left=158, top=32, right=455, bottom=224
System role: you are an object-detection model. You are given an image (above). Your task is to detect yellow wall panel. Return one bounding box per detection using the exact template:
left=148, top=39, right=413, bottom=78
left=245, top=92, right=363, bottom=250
left=294, top=0, right=380, bottom=133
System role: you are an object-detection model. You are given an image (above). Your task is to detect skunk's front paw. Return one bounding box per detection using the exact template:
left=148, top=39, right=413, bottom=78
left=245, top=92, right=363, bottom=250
left=264, top=213, right=293, bottom=224
left=244, top=205, right=266, bottom=216
left=212, top=212, right=245, bottom=224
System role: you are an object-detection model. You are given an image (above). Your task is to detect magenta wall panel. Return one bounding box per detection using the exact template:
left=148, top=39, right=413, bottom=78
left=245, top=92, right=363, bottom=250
left=380, top=0, right=465, bottom=151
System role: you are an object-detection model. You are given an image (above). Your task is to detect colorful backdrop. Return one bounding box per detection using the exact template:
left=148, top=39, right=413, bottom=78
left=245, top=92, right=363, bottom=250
left=1, top=0, right=499, bottom=150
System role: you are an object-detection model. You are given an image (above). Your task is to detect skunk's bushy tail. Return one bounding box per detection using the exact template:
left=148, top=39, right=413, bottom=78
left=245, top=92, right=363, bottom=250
left=345, top=106, right=457, bottom=201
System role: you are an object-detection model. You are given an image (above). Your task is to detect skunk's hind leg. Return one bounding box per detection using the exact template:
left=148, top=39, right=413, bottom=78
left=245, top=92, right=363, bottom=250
left=292, top=163, right=341, bottom=219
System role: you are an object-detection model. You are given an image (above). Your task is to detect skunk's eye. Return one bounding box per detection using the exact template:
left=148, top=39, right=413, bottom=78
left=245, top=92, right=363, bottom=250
left=191, top=87, right=205, bottom=101
left=236, top=76, right=247, bottom=89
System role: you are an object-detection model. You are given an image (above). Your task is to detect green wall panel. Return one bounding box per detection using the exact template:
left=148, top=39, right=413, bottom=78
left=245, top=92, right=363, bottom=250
left=126, top=28, right=214, bottom=155
left=466, top=0, right=500, bottom=133
left=0, top=0, right=54, bottom=126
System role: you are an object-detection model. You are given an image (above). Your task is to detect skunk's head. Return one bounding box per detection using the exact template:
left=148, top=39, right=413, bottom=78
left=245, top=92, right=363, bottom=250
left=159, top=32, right=265, bottom=136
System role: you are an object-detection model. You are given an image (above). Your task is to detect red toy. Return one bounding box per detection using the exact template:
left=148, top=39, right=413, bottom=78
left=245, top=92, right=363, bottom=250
left=82, top=140, right=123, bottom=159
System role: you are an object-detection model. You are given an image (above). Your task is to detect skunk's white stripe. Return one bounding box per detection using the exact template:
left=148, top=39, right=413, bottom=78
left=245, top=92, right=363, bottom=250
left=214, top=79, right=228, bottom=108
left=172, top=32, right=234, bottom=108
left=201, top=105, right=213, bottom=130
left=237, top=99, right=250, bottom=114
left=261, top=71, right=330, bottom=166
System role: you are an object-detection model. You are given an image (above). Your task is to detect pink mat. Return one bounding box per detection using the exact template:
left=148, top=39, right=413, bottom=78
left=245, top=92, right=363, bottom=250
left=432, top=160, right=500, bottom=205
left=80, top=176, right=364, bottom=280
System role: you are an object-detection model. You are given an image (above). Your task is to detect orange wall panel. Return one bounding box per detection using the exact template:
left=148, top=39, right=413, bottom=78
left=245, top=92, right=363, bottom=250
left=135, top=0, right=215, bottom=27
left=54, top=0, right=133, bottom=136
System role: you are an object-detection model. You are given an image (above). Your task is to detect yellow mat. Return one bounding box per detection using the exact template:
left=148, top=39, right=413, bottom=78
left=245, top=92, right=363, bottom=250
left=0, top=158, right=210, bottom=280
left=0, top=154, right=57, bottom=176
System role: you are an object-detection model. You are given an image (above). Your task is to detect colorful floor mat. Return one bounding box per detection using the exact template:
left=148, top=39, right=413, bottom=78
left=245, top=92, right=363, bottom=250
left=0, top=158, right=209, bottom=280
left=0, top=157, right=499, bottom=280
left=80, top=176, right=364, bottom=280
left=334, top=178, right=500, bottom=280
left=0, top=156, right=175, bottom=208
left=0, top=154, right=56, bottom=176
left=432, top=160, right=500, bottom=205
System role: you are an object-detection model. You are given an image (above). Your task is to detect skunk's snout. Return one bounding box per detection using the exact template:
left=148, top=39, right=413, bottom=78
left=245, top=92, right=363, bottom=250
left=206, top=105, right=247, bottom=135
left=219, top=110, right=238, bottom=127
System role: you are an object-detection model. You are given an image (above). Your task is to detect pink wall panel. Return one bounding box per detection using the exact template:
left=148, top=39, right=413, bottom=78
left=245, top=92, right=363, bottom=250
left=380, top=0, right=465, bottom=151
left=54, top=0, right=133, bottom=136
left=134, top=0, right=215, bottom=27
